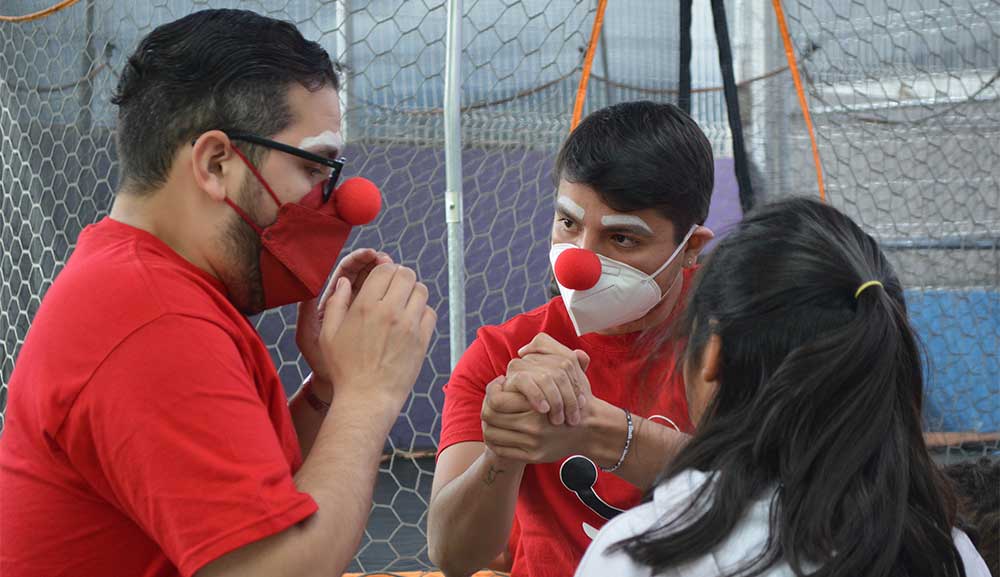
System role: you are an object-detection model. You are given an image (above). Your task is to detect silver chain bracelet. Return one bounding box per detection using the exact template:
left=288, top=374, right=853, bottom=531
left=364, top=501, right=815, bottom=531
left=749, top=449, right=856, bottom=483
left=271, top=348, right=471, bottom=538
left=600, top=408, right=633, bottom=473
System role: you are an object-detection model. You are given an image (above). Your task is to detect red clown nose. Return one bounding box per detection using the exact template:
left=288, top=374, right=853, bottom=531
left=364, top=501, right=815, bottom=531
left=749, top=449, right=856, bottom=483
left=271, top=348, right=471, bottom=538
left=335, top=177, right=382, bottom=225
left=554, top=247, right=601, bottom=290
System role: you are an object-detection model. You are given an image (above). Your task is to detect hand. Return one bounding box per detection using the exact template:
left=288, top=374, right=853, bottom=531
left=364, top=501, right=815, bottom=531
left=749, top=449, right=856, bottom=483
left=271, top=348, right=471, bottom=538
left=481, top=378, right=587, bottom=464
left=296, top=248, right=393, bottom=401
left=319, top=263, right=437, bottom=415
left=503, top=333, right=592, bottom=426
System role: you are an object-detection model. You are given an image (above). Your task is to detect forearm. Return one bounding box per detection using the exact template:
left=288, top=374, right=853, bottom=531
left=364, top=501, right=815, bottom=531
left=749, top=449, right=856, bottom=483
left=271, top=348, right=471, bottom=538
left=198, top=394, right=398, bottom=577
left=428, top=449, right=525, bottom=576
left=290, top=395, right=399, bottom=575
left=585, top=398, right=690, bottom=489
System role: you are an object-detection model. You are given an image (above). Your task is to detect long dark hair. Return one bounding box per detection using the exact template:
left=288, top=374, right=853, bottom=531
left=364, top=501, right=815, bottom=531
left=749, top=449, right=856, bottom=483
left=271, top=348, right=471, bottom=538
left=617, top=198, right=963, bottom=577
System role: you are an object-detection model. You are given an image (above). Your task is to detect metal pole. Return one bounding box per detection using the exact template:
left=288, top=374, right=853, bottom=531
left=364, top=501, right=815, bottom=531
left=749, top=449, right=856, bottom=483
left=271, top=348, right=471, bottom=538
left=335, top=0, right=353, bottom=142
left=444, top=0, right=466, bottom=369
left=79, top=0, right=97, bottom=133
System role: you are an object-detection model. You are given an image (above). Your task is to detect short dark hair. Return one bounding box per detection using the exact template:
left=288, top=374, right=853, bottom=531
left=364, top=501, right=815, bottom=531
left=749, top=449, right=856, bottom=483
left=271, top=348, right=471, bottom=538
left=554, top=101, right=714, bottom=243
left=943, top=457, right=999, bottom=577
left=623, top=198, right=965, bottom=577
left=111, top=9, right=339, bottom=194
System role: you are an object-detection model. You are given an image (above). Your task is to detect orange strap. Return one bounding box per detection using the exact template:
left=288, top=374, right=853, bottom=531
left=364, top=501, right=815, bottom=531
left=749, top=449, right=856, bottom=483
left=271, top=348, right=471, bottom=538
left=0, top=0, right=80, bottom=22
left=771, top=0, right=826, bottom=202
left=571, top=0, right=609, bottom=131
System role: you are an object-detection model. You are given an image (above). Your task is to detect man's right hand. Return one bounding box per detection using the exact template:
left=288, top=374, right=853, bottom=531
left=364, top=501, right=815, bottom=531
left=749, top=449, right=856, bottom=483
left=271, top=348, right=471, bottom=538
left=318, top=263, right=437, bottom=414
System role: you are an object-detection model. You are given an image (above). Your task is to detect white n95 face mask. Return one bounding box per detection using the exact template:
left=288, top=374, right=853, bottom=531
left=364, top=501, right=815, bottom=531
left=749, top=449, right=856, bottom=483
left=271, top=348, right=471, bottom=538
left=550, top=226, right=697, bottom=335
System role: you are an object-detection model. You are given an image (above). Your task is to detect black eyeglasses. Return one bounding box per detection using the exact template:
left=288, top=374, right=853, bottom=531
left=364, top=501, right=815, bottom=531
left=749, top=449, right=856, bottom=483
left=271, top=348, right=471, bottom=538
left=225, top=131, right=346, bottom=202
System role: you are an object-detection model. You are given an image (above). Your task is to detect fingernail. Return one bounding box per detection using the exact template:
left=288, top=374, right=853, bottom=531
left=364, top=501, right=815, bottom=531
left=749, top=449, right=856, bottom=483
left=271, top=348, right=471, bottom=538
left=569, top=412, right=580, bottom=426
left=578, top=394, right=587, bottom=407
left=539, top=401, right=550, bottom=413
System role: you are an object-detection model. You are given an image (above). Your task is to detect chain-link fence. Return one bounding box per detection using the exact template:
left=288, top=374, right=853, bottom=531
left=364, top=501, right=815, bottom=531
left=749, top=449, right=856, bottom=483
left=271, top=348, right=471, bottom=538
left=2, top=0, right=997, bottom=573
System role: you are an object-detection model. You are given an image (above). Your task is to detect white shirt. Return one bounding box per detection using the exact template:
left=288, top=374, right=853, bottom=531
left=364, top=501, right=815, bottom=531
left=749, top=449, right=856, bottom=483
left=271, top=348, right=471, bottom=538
left=574, top=469, right=992, bottom=577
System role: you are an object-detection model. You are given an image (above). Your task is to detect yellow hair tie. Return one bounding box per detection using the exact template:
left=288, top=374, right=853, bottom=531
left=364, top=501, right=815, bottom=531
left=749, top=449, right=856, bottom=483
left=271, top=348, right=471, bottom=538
left=855, top=280, right=883, bottom=299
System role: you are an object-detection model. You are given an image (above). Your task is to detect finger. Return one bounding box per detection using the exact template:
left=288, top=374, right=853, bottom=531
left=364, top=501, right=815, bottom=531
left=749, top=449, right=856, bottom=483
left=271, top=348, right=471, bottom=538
left=518, top=332, right=572, bottom=358
left=532, top=373, right=566, bottom=426
left=319, top=278, right=352, bottom=340
left=336, top=248, right=379, bottom=276
left=404, top=282, right=429, bottom=319
left=353, top=263, right=400, bottom=305
left=418, top=306, right=438, bottom=345
left=382, top=265, right=418, bottom=309
left=349, top=259, right=380, bottom=299
left=482, top=424, right=537, bottom=452
left=515, top=353, right=586, bottom=421
left=299, top=293, right=320, bottom=324
left=314, top=272, right=343, bottom=322
left=484, top=375, right=507, bottom=398
left=569, top=352, right=592, bottom=403
left=486, top=387, right=535, bottom=414
left=503, top=373, right=551, bottom=415
left=375, top=251, right=394, bottom=265
left=552, top=369, right=581, bottom=426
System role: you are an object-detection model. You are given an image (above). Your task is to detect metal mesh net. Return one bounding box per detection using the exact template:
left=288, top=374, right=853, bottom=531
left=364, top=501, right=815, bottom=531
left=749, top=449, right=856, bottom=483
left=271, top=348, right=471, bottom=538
left=1, top=0, right=997, bottom=573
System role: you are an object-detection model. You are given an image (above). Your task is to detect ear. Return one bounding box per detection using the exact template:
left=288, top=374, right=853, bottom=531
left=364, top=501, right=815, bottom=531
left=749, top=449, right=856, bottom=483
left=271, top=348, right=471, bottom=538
left=190, top=130, right=242, bottom=203
left=684, top=225, right=715, bottom=267
left=700, top=333, right=722, bottom=386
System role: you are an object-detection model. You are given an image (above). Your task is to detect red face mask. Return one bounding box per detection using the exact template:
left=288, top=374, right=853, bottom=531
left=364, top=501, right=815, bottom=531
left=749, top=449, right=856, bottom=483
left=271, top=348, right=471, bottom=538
left=226, top=148, right=353, bottom=310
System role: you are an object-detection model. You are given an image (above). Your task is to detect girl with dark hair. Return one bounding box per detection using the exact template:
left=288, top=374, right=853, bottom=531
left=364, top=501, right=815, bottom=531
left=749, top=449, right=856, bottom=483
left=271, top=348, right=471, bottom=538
left=575, top=198, right=991, bottom=577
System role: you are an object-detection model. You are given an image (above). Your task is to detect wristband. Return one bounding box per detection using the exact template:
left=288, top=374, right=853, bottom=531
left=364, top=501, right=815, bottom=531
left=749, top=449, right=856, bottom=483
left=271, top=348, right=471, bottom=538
left=599, top=408, right=633, bottom=473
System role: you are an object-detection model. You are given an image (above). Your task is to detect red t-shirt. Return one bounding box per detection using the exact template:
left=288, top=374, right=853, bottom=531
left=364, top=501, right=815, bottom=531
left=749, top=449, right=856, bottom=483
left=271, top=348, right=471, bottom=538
left=439, top=268, right=696, bottom=577
left=0, top=218, right=317, bottom=577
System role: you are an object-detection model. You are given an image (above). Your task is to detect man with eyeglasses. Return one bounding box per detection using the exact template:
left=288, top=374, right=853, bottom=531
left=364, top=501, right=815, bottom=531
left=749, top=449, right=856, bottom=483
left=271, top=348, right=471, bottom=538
left=0, top=9, right=434, bottom=577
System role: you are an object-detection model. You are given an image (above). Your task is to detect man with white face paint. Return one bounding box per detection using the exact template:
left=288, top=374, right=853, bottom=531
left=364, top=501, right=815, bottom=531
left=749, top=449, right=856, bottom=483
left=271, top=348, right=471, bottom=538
left=0, top=10, right=435, bottom=577
left=429, top=101, right=715, bottom=577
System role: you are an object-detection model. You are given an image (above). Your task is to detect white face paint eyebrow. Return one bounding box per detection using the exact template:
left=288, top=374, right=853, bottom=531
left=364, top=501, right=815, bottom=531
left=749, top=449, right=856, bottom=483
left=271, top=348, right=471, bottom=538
left=556, top=196, right=586, bottom=221
left=601, top=214, right=655, bottom=235
left=297, top=130, right=343, bottom=157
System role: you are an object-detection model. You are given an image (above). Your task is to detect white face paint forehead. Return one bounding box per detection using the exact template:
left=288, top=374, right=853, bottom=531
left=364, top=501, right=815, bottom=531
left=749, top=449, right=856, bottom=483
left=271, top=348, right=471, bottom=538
left=556, top=196, right=586, bottom=221
left=601, top=214, right=654, bottom=235
left=297, top=130, right=343, bottom=154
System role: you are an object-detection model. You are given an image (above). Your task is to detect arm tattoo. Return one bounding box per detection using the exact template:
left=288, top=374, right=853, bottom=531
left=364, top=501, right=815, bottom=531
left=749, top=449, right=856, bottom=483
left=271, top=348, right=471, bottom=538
left=483, top=464, right=505, bottom=486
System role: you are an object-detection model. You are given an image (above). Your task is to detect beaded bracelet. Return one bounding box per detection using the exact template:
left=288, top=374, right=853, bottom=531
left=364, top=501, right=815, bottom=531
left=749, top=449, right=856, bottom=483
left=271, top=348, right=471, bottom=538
left=599, top=408, right=633, bottom=473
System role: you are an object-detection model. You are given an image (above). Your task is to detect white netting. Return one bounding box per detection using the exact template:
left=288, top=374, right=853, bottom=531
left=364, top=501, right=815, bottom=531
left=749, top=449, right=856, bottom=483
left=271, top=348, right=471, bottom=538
left=2, top=0, right=997, bottom=573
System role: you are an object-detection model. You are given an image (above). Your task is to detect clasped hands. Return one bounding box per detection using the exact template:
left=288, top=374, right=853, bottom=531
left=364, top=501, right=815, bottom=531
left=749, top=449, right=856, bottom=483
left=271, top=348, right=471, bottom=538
left=481, top=333, right=602, bottom=464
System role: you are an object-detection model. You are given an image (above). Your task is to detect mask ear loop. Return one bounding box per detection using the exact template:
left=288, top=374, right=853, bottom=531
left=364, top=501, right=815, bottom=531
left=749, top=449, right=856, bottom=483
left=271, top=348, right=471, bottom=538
left=646, top=225, right=699, bottom=305
left=229, top=145, right=284, bottom=208
left=649, top=225, right=699, bottom=279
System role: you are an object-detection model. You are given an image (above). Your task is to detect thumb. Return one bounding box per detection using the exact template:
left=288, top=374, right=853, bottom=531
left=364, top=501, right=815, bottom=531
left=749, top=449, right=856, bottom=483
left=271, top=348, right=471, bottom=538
left=320, top=277, right=352, bottom=339
left=574, top=349, right=591, bottom=372
left=485, top=375, right=506, bottom=396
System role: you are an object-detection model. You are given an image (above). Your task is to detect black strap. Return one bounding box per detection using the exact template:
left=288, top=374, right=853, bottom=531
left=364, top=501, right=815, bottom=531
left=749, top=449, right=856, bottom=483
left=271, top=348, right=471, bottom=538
left=710, top=0, right=756, bottom=213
